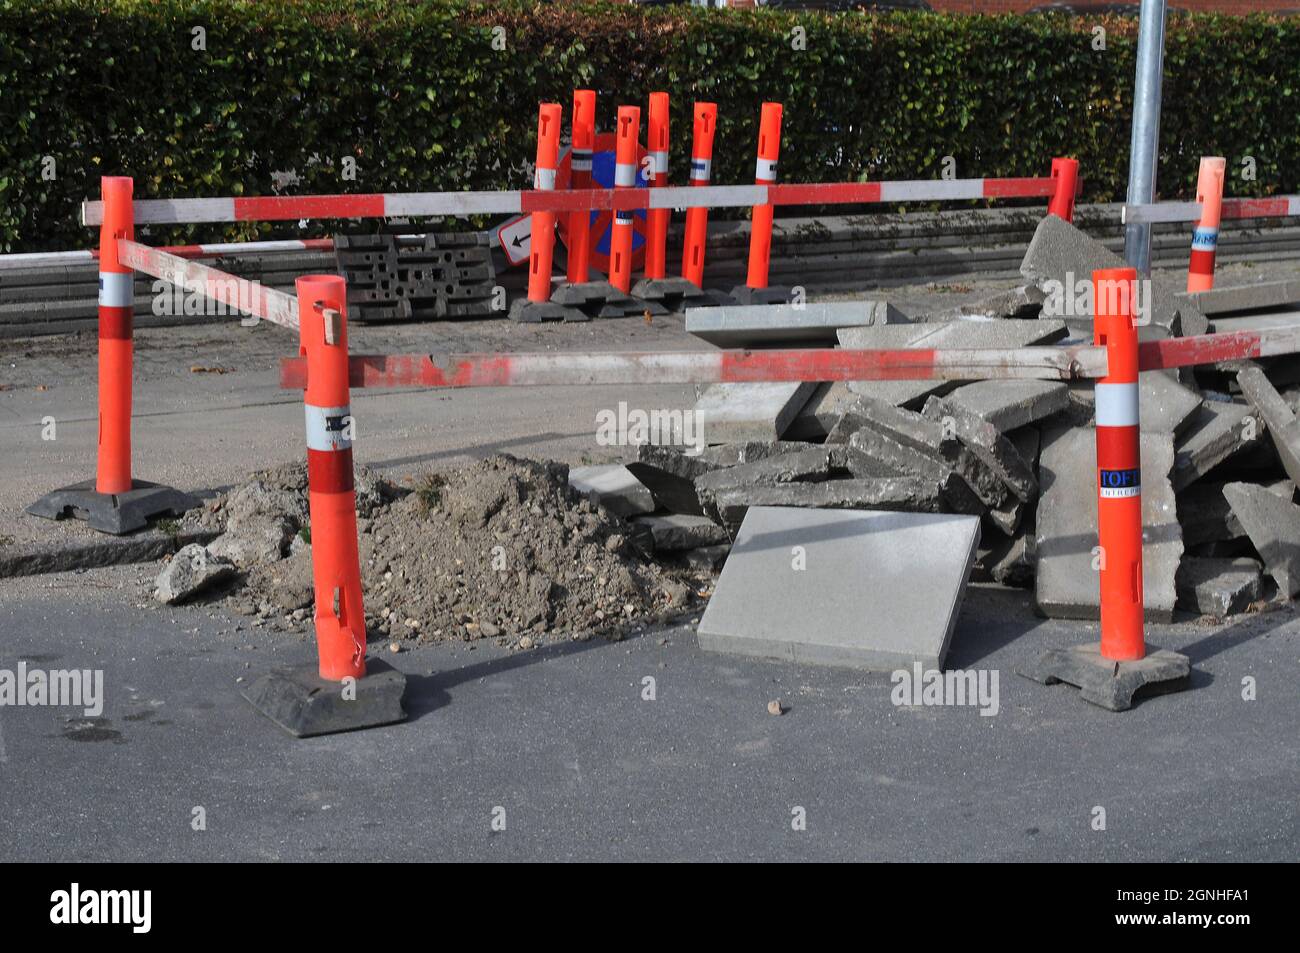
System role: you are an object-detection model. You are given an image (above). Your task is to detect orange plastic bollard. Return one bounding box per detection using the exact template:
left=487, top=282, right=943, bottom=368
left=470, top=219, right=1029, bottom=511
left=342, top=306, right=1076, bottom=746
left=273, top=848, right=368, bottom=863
left=745, top=102, right=783, bottom=290
left=97, top=176, right=135, bottom=495
left=1187, top=156, right=1226, bottom=293
left=645, top=92, right=671, bottom=280
left=681, top=103, right=718, bottom=287
left=1047, top=157, right=1079, bottom=223
left=528, top=102, right=563, bottom=303
left=567, top=90, right=597, bottom=284
left=610, top=105, right=641, bottom=293
left=298, top=275, right=367, bottom=682
left=1093, top=267, right=1145, bottom=662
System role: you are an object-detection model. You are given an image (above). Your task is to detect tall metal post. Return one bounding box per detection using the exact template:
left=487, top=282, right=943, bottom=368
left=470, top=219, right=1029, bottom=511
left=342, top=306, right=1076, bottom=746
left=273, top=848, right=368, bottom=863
left=1123, top=0, right=1168, bottom=275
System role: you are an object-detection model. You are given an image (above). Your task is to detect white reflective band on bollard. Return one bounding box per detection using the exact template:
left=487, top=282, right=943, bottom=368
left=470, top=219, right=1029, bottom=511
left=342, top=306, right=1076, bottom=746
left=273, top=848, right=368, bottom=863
left=304, top=404, right=353, bottom=452
left=690, top=158, right=712, bottom=182
left=755, top=158, right=778, bottom=182
left=1094, top=382, right=1140, bottom=427
left=1191, top=227, right=1219, bottom=251
left=650, top=151, right=669, bottom=175
left=534, top=168, right=557, bottom=191
left=614, top=162, right=637, bottom=188
left=99, top=272, right=134, bottom=307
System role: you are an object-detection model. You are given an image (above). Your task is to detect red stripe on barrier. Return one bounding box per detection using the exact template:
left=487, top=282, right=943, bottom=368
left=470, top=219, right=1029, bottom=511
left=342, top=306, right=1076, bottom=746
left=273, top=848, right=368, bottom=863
left=1137, top=330, right=1263, bottom=370
left=1221, top=198, right=1290, bottom=220
left=232, top=195, right=386, bottom=222
left=718, top=347, right=938, bottom=383
left=982, top=177, right=1059, bottom=199
left=307, top=448, right=356, bottom=495
left=98, top=305, right=133, bottom=340
left=767, top=182, right=883, bottom=205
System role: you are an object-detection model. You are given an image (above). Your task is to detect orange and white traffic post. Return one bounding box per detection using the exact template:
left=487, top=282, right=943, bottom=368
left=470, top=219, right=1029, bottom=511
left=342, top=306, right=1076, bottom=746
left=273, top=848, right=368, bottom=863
left=567, top=90, right=597, bottom=285
left=297, top=275, right=368, bottom=682
left=745, top=102, right=783, bottom=292
left=1093, top=266, right=1144, bottom=662
left=1047, top=157, right=1079, bottom=223
left=681, top=102, right=718, bottom=287
left=527, top=103, right=563, bottom=303
left=610, top=105, right=641, bottom=293
left=1187, top=156, right=1226, bottom=293
left=645, top=92, right=671, bottom=280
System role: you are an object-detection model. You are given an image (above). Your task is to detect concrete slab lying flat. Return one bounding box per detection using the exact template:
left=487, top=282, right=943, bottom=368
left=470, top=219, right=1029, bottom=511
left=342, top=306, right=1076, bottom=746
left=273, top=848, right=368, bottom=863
left=1183, top=279, right=1300, bottom=316
left=836, top=318, right=1068, bottom=408
left=568, top=465, right=655, bottom=518
left=686, top=300, right=908, bottom=347
left=1035, top=426, right=1182, bottom=622
left=935, top=380, right=1069, bottom=432
left=785, top=380, right=858, bottom=441
left=1223, top=481, right=1300, bottom=597
left=1138, top=372, right=1203, bottom=435
left=697, top=506, right=980, bottom=671
left=1172, top=399, right=1262, bottom=491
left=1175, top=556, right=1262, bottom=619
left=693, top=381, right=818, bottom=443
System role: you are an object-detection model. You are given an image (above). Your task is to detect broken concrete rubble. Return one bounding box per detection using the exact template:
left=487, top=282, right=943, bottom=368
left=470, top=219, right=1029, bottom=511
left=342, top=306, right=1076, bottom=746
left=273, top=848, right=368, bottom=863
left=632, top=513, right=729, bottom=551
left=934, top=379, right=1068, bottom=432
left=154, top=543, right=237, bottom=605
left=1175, top=557, right=1262, bottom=619
left=568, top=464, right=656, bottom=518
left=1223, top=481, right=1300, bottom=598
left=693, top=381, right=818, bottom=443
left=1236, top=363, right=1300, bottom=487
left=1172, top=398, right=1263, bottom=491
left=686, top=299, right=908, bottom=347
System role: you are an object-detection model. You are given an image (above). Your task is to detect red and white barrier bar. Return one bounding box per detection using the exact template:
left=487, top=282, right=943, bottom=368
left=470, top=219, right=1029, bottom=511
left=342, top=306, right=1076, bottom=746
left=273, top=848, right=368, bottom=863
left=83, top=176, right=1062, bottom=226
left=1123, top=195, right=1300, bottom=225
left=118, top=239, right=299, bottom=331
left=0, top=238, right=335, bottom=272
left=280, top=343, right=1107, bottom=391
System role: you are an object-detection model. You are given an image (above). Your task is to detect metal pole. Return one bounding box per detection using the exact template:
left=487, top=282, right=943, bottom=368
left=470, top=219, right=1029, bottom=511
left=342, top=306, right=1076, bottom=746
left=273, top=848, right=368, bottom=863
left=1124, top=0, right=1168, bottom=275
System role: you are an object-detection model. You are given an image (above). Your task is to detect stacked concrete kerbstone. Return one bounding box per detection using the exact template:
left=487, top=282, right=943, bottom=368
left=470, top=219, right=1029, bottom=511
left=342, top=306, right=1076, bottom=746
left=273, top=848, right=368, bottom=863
left=573, top=216, right=1300, bottom=624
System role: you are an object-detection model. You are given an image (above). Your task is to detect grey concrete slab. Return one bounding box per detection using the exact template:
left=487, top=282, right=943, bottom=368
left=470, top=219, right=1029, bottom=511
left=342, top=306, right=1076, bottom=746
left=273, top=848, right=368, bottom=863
left=1236, top=363, right=1300, bottom=487
left=1173, top=399, right=1264, bottom=492
left=1184, top=279, right=1300, bottom=316
left=921, top=284, right=1046, bottom=323
left=1207, top=311, right=1300, bottom=334
left=710, top=477, right=943, bottom=529
left=1223, top=481, right=1300, bottom=598
left=697, top=506, right=980, bottom=671
left=631, top=513, right=729, bottom=551
left=693, top=381, right=818, bottom=443
left=686, top=300, right=908, bottom=347
left=784, top=380, right=857, bottom=442
left=567, top=465, right=655, bottom=518
left=1138, top=371, right=1203, bottom=435
left=935, top=380, right=1069, bottom=433
left=1035, top=426, right=1182, bottom=622
left=1175, top=557, right=1262, bottom=619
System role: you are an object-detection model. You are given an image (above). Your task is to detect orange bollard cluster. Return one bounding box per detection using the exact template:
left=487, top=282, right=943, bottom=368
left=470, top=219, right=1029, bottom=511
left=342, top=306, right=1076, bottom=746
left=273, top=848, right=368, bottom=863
left=610, top=105, right=641, bottom=293
left=1047, top=157, right=1079, bottom=223
left=645, top=92, right=671, bottom=281
left=297, top=275, right=367, bottom=682
left=681, top=102, right=718, bottom=288
left=97, top=176, right=136, bottom=495
left=567, top=90, right=597, bottom=285
left=1093, top=267, right=1145, bottom=662
left=1187, top=156, right=1226, bottom=293
left=745, top=102, right=783, bottom=291
left=527, top=103, right=563, bottom=304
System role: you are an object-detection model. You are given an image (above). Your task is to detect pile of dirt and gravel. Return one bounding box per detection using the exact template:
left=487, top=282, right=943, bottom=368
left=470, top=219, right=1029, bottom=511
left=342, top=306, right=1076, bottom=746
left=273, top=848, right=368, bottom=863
left=164, top=454, right=700, bottom=644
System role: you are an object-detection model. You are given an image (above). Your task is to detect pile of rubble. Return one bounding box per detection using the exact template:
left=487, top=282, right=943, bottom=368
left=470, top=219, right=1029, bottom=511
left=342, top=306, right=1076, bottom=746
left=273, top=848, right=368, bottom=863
left=585, top=216, right=1300, bottom=624
left=155, top=456, right=700, bottom=644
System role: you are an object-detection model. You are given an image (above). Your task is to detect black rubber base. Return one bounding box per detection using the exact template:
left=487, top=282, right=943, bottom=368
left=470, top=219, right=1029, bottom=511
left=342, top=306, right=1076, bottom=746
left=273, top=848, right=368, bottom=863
left=630, top=277, right=715, bottom=311
left=27, top=479, right=198, bottom=536
left=240, top=657, right=408, bottom=738
left=508, top=298, right=588, bottom=323
left=551, top=280, right=669, bottom=318
left=729, top=284, right=795, bottom=307
left=1016, top=643, right=1191, bottom=711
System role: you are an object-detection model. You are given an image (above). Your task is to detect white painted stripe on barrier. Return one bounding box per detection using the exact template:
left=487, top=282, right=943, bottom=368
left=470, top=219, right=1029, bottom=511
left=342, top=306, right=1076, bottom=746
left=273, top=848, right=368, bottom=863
left=98, top=271, right=134, bottom=307
left=534, top=168, right=557, bottom=191
left=304, top=404, right=353, bottom=452
left=382, top=191, right=522, bottom=217
left=755, top=158, right=778, bottom=182
left=0, top=250, right=95, bottom=270
left=652, top=185, right=764, bottom=210
left=614, top=163, right=637, bottom=188
left=880, top=179, right=984, bottom=202
left=83, top=197, right=236, bottom=226
left=1122, top=201, right=1202, bottom=225
left=1289, top=197, right=1300, bottom=216
left=1095, top=382, right=1139, bottom=427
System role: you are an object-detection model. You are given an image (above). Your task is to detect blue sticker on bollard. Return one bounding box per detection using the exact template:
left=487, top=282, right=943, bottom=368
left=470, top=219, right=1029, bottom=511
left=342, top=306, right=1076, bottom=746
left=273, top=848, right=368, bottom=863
left=1099, top=467, right=1141, bottom=498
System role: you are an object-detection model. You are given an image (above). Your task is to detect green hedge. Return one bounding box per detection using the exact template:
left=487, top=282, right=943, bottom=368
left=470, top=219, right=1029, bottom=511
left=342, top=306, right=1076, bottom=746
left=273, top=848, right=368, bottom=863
left=2, top=0, right=1298, bottom=252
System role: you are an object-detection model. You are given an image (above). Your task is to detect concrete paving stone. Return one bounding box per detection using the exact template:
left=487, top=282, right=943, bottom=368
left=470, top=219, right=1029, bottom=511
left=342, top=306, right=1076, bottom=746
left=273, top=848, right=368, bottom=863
left=1223, top=481, right=1300, bottom=598
left=921, top=396, right=1037, bottom=502
left=693, top=381, right=818, bottom=443
left=935, top=380, right=1069, bottom=432
left=697, top=506, right=980, bottom=670
left=685, top=300, right=909, bottom=347
left=1172, top=398, right=1264, bottom=491
left=921, top=284, right=1046, bottom=323
left=683, top=543, right=731, bottom=571
left=1009, top=426, right=1042, bottom=471
left=1177, top=481, right=1246, bottom=548
left=828, top=443, right=912, bottom=479
left=710, top=478, right=944, bottom=529
left=693, top=447, right=837, bottom=519
left=1138, top=371, right=1203, bottom=435
left=784, top=380, right=858, bottom=442
left=1207, top=311, right=1300, bottom=334
left=630, top=513, right=729, bottom=551
left=1183, top=278, right=1300, bottom=316
left=836, top=317, right=1068, bottom=408
left=973, top=516, right=1036, bottom=589
left=1035, top=425, right=1182, bottom=622
left=567, top=465, right=656, bottom=518
left=1236, top=363, right=1300, bottom=487
left=626, top=444, right=723, bottom=516
left=699, top=441, right=811, bottom=467
left=1175, top=556, right=1262, bottom=619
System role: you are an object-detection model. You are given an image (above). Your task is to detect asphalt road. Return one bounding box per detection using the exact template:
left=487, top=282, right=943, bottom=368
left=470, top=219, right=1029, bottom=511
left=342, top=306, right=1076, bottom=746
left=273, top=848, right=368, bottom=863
left=0, top=567, right=1295, bottom=862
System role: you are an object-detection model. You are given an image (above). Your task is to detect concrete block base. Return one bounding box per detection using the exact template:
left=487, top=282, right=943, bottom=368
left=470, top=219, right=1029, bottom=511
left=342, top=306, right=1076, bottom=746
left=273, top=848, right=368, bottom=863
left=27, top=479, right=198, bottom=536
left=241, top=658, right=408, bottom=737
left=1016, top=643, right=1191, bottom=712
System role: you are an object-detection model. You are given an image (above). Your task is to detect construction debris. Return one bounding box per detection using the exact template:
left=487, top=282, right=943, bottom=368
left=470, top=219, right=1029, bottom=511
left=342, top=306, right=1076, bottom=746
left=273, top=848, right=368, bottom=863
left=686, top=300, right=908, bottom=347
left=1223, top=481, right=1300, bottom=598
left=154, top=544, right=237, bottom=605
left=692, top=381, right=819, bottom=443
left=1175, top=556, right=1262, bottom=619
